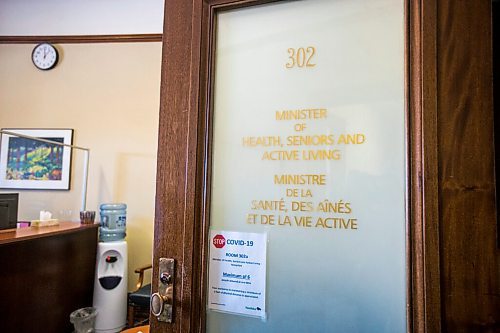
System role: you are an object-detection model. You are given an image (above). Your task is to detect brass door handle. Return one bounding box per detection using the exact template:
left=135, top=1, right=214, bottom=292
left=150, top=289, right=172, bottom=317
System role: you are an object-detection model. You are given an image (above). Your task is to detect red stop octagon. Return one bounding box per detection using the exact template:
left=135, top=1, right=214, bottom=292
left=213, top=234, right=226, bottom=248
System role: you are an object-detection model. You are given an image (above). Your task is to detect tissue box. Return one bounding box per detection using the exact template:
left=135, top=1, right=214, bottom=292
left=31, top=219, right=59, bottom=227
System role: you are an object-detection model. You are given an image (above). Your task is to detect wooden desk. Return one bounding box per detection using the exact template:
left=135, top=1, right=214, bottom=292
left=0, top=222, right=99, bottom=333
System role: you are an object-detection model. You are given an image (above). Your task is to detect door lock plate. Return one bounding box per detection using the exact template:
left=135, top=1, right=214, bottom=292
left=151, top=258, right=174, bottom=323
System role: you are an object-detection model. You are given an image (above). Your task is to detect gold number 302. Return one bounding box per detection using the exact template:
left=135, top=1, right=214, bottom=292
left=286, top=47, right=316, bottom=69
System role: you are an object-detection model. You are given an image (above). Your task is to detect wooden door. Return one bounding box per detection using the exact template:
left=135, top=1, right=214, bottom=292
left=151, top=0, right=499, bottom=332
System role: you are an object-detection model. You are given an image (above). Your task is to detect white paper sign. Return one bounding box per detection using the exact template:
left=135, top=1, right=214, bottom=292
left=208, top=230, right=267, bottom=318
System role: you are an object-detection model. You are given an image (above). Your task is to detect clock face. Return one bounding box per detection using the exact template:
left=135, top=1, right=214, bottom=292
left=32, top=43, right=59, bottom=70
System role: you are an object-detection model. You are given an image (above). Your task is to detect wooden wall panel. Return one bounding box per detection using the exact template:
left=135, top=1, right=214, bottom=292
left=437, top=0, right=500, bottom=331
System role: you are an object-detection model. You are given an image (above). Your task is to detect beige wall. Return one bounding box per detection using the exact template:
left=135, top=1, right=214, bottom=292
left=0, top=0, right=164, bottom=35
left=0, top=42, right=161, bottom=290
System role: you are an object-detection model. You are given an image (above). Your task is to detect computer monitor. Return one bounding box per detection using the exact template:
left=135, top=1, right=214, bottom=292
left=0, top=193, right=18, bottom=230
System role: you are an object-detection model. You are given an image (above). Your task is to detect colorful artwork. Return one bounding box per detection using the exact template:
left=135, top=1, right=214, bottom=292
left=6, top=137, right=64, bottom=180
left=0, top=129, right=73, bottom=190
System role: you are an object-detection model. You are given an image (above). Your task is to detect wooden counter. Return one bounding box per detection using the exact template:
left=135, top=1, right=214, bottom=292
left=0, top=221, right=99, bottom=244
left=0, top=222, right=99, bottom=333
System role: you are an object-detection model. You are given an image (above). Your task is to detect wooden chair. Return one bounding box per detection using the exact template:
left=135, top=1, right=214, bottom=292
left=127, top=264, right=152, bottom=327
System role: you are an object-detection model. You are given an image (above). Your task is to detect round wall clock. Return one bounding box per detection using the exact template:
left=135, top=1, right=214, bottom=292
left=31, top=43, right=59, bottom=70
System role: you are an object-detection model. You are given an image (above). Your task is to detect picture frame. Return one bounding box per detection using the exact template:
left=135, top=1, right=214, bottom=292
left=0, top=128, right=73, bottom=190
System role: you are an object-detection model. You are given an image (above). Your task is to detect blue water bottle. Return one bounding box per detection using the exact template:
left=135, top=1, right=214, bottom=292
left=99, top=203, right=127, bottom=242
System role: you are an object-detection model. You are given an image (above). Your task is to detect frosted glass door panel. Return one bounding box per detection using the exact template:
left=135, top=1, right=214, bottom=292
left=208, top=0, right=406, bottom=332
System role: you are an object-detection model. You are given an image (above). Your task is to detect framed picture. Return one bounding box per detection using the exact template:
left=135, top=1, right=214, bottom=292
left=0, top=129, right=73, bottom=190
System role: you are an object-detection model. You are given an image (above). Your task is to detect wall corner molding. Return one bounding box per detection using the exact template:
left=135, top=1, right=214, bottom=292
left=0, top=34, right=162, bottom=44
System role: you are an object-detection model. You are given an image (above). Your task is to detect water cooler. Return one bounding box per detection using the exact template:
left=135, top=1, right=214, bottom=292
left=93, top=203, right=128, bottom=333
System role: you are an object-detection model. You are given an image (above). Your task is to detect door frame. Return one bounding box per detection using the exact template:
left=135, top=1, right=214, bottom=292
left=152, top=0, right=441, bottom=332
